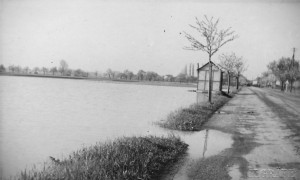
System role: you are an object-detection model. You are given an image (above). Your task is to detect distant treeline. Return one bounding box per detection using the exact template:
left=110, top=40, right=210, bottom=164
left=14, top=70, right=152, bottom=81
left=258, top=56, right=300, bottom=91
left=0, top=60, right=197, bottom=83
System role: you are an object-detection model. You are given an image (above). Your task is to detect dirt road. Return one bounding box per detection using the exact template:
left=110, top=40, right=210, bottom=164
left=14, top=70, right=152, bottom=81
left=201, top=87, right=300, bottom=180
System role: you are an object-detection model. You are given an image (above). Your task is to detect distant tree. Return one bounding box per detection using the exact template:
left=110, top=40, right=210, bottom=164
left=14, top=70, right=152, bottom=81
left=267, top=60, right=281, bottom=86
left=116, top=72, right=126, bottom=79
left=111, top=71, right=116, bottom=79
left=8, top=65, right=15, bottom=72
left=65, top=69, right=72, bottom=76
left=74, top=69, right=84, bottom=77
left=145, top=71, right=158, bottom=81
left=187, top=76, right=197, bottom=83
left=285, top=58, right=300, bottom=91
left=219, top=53, right=247, bottom=89
left=23, top=66, right=30, bottom=74
left=42, top=67, right=48, bottom=75
left=106, top=68, right=113, bottom=79
left=219, top=53, right=247, bottom=76
left=33, top=67, right=40, bottom=74
left=155, top=75, right=164, bottom=81
left=137, top=70, right=146, bottom=81
left=268, top=58, right=287, bottom=91
left=176, top=73, right=187, bottom=83
left=50, top=67, right=58, bottom=75
left=184, top=15, right=238, bottom=102
left=114, top=71, right=121, bottom=79
left=14, top=66, right=22, bottom=73
left=124, top=69, right=134, bottom=80
left=260, top=71, right=269, bottom=87
left=0, top=64, right=5, bottom=72
left=59, top=60, right=68, bottom=76
left=164, top=74, right=175, bottom=82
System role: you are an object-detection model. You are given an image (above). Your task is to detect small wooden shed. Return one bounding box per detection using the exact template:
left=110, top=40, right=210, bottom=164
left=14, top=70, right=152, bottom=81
left=196, top=61, right=227, bottom=93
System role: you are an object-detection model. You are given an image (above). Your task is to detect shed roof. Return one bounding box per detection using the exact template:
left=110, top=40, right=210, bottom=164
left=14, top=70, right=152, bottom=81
left=197, top=61, right=230, bottom=72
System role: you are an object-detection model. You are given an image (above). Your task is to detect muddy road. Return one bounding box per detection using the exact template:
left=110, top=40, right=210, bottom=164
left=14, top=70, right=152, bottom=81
left=189, top=87, right=300, bottom=180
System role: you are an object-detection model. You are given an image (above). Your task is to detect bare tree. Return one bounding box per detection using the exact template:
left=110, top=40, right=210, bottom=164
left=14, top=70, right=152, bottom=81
left=8, top=65, right=15, bottom=73
left=184, top=15, right=238, bottom=102
left=267, top=57, right=300, bottom=91
left=0, top=64, right=6, bottom=72
left=59, top=60, right=68, bottom=76
left=50, top=67, right=58, bottom=75
left=33, top=67, right=40, bottom=74
left=14, top=66, right=21, bottom=73
left=137, top=70, right=146, bottom=81
left=42, top=67, right=48, bottom=75
left=23, top=66, right=30, bottom=74
left=124, top=69, right=134, bottom=80
left=219, top=52, right=247, bottom=89
left=106, top=68, right=113, bottom=79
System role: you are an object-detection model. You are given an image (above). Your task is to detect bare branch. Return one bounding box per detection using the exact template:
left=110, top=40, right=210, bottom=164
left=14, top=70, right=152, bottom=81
left=183, top=15, right=238, bottom=60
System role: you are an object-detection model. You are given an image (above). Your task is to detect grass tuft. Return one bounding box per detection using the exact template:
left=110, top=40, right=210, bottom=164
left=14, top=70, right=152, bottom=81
left=16, top=135, right=188, bottom=180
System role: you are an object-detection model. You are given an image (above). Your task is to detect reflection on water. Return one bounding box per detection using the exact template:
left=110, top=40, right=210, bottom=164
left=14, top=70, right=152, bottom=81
left=0, top=76, right=197, bottom=178
left=167, top=129, right=233, bottom=180
left=203, top=129, right=209, bottom=158
left=179, top=129, right=232, bottom=159
left=228, top=164, right=242, bottom=180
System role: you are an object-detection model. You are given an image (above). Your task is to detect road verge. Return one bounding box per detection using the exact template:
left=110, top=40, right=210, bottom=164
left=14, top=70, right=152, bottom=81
left=157, top=90, right=240, bottom=131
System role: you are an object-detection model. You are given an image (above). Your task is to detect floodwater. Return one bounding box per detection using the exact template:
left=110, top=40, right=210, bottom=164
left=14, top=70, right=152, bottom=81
left=0, top=76, right=231, bottom=178
left=163, top=129, right=233, bottom=180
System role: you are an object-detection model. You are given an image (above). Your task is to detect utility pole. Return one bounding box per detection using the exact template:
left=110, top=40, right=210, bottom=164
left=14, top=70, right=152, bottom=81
left=291, top=47, right=296, bottom=92
left=197, top=63, right=199, bottom=91
left=292, top=48, right=295, bottom=68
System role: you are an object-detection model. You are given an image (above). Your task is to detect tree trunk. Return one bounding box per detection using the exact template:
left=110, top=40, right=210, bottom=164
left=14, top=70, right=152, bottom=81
left=219, top=71, right=223, bottom=92
left=208, top=55, right=212, bottom=103
left=290, top=80, right=293, bottom=92
left=227, top=72, right=230, bottom=94
left=197, top=63, right=199, bottom=91
left=236, top=72, right=239, bottom=90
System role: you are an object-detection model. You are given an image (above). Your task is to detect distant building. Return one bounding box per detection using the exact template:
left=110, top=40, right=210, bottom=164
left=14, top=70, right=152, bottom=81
left=181, top=63, right=195, bottom=77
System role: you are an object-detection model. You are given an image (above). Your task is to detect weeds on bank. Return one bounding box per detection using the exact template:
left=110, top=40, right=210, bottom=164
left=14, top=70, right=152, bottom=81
left=157, top=94, right=230, bottom=131
left=17, top=135, right=188, bottom=180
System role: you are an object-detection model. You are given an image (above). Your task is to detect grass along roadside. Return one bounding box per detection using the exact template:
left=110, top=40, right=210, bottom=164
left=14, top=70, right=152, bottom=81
left=157, top=93, right=233, bottom=131
left=16, top=135, right=188, bottom=180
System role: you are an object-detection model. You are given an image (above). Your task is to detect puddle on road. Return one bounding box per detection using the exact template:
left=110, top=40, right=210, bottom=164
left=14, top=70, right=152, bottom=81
left=228, top=164, right=242, bottom=180
left=163, top=129, right=233, bottom=180
left=179, top=129, right=233, bottom=159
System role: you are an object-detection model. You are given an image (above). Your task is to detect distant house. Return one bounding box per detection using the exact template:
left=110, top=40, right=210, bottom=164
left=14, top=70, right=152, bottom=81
left=196, top=61, right=230, bottom=93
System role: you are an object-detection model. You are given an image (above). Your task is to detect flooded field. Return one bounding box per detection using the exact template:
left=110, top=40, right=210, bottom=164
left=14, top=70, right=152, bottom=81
left=0, top=76, right=230, bottom=178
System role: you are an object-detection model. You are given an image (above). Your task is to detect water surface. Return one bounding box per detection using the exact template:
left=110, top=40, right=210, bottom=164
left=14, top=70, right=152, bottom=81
left=0, top=76, right=198, bottom=177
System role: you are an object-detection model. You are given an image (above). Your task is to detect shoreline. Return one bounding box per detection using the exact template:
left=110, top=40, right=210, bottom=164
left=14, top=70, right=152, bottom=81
left=12, top=135, right=188, bottom=180
left=0, top=72, right=197, bottom=88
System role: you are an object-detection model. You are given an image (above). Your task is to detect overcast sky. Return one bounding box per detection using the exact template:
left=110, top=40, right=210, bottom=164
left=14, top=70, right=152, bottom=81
left=1, top=0, right=300, bottom=79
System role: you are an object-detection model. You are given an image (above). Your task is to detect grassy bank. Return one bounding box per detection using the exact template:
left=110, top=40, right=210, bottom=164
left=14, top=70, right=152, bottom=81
left=157, top=92, right=235, bottom=131
left=17, top=135, right=188, bottom=180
